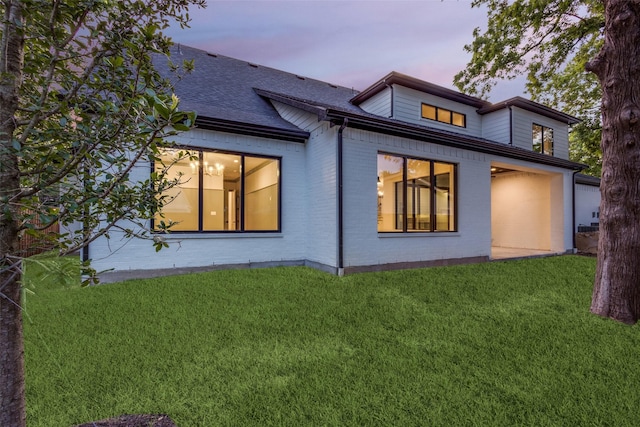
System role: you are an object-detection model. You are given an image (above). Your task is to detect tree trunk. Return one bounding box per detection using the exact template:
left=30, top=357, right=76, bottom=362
left=0, top=267, right=25, bottom=427
left=586, top=0, right=640, bottom=324
left=0, top=1, right=27, bottom=425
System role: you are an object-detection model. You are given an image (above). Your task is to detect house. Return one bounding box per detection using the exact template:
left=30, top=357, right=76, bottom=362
left=575, top=174, right=601, bottom=232
left=90, top=44, right=588, bottom=278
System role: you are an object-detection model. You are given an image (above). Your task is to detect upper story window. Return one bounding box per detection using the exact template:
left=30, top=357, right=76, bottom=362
left=377, top=153, right=456, bottom=233
left=421, top=103, right=466, bottom=128
left=532, top=123, right=553, bottom=155
left=154, top=148, right=280, bottom=232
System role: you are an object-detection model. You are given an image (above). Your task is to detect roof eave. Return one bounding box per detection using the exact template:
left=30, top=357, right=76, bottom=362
left=478, top=97, right=581, bottom=125
left=351, top=72, right=490, bottom=109
left=195, top=116, right=309, bottom=143
left=254, top=88, right=327, bottom=118
left=575, top=173, right=601, bottom=186
left=323, top=109, right=585, bottom=171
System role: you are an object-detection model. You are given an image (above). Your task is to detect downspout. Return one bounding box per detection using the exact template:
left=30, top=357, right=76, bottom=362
left=386, top=82, right=394, bottom=118
left=337, top=118, right=348, bottom=276
left=508, top=105, right=513, bottom=145
left=571, top=164, right=582, bottom=251
left=570, top=116, right=582, bottom=252
left=82, top=241, right=89, bottom=263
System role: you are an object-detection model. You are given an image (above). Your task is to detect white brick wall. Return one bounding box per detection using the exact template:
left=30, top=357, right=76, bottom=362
left=341, top=128, right=492, bottom=268
left=88, top=129, right=309, bottom=273
left=304, top=123, right=339, bottom=267
left=89, top=107, right=579, bottom=275
left=271, top=102, right=340, bottom=267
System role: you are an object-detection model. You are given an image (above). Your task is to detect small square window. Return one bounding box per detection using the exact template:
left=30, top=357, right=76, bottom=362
left=421, top=104, right=436, bottom=120
left=437, top=109, right=452, bottom=124
left=532, top=123, right=553, bottom=155
left=452, top=112, right=465, bottom=127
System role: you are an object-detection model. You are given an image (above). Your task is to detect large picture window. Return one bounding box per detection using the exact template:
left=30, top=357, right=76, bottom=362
left=532, top=123, right=553, bottom=155
left=377, top=153, right=456, bottom=232
left=155, top=148, right=280, bottom=232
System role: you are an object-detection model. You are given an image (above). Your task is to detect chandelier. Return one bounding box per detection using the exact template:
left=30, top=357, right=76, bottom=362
left=190, top=161, right=225, bottom=176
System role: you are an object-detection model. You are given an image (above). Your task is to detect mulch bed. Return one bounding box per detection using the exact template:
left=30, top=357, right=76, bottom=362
left=576, top=251, right=597, bottom=257
left=75, top=414, right=177, bottom=427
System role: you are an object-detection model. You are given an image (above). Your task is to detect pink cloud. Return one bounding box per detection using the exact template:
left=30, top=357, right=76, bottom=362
left=166, top=1, right=522, bottom=99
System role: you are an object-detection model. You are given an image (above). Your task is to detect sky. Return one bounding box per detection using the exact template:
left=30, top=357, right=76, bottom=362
left=165, top=0, right=526, bottom=102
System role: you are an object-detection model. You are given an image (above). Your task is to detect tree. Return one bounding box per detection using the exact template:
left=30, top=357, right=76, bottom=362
left=457, top=0, right=640, bottom=324
left=0, top=0, right=204, bottom=425
left=454, top=0, right=605, bottom=176
left=586, top=0, right=640, bottom=324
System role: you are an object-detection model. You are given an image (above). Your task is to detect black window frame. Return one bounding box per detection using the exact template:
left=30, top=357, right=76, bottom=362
left=152, top=147, right=282, bottom=233
left=421, top=103, right=466, bottom=128
left=532, top=123, right=554, bottom=155
left=378, top=152, right=458, bottom=233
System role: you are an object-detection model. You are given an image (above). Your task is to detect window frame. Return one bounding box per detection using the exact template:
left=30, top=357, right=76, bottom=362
left=421, top=103, right=466, bottom=128
left=532, top=123, right=554, bottom=155
left=377, top=152, right=458, bottom=233
left=152, top=147, right=282, bottom=233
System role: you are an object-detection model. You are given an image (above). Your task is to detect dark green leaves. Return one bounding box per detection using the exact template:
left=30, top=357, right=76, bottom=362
left=3, top=0, right=206, bottom=259
left=455, top=0, right=604, bottom=175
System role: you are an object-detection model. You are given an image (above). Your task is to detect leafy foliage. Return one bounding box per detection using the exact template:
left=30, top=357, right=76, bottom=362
left=1, top=2, right=203, bottom=425
left=3, top=0, right=204, bottom=262
left=454, top=0, right=604, bottom=175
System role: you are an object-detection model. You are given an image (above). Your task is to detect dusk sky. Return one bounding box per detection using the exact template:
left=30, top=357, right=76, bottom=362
left=165, top=0, right=526, bottom=102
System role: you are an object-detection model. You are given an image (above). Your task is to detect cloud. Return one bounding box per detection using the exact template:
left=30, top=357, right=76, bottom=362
left=167, top=1, right=526, bottom=99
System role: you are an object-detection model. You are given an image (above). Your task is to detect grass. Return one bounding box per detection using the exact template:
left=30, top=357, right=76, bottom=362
left=23, top=255, right=640, bottom=426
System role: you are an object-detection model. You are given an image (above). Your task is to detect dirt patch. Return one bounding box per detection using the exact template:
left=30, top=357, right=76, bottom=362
left=75, top=414, right=177, bottom=427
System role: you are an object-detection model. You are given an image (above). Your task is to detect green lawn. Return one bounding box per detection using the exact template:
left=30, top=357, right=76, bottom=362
left=23, top=255, right=640, bottom=426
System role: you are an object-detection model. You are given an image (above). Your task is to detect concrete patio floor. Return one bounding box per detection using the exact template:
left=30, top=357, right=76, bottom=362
left=491, top=246, right=558, bottom=260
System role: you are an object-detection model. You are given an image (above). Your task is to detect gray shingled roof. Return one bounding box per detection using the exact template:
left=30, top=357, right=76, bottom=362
left=158, top=44, right=362, bottom=134
left=155, top=44, right=584, bottom=171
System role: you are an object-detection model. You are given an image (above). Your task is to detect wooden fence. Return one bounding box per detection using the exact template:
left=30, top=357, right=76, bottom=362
left=17, top=212, right=60, bottom=257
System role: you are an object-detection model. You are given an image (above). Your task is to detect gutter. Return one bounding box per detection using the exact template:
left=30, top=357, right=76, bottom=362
left=195, top=116, right=309, bottom=144
left=322, top=109, right=585, bottom=171
left=337, top=118, right=348, bottom=276
left=255, top=88, right=585, bottom=171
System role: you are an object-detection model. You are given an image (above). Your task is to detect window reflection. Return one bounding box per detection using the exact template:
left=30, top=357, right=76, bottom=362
left=155, top=149, right=279, bottom=232
left=377, top=153, right=456, bottom=232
